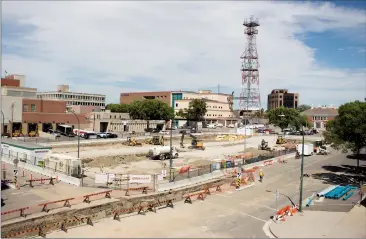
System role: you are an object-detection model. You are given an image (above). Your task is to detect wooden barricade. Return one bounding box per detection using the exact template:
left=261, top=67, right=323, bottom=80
left=27, top=177, right=56, bottom=188
left=124, top=186, right=149, bottom=196
left=83, top=190, right=112, bottom=204
left=38, top=197, right=75, bottom=213
left=1, top=206, right=29, bottom=218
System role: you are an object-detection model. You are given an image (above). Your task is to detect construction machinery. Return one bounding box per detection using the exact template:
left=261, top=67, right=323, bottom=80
left=145, top=135, right=164, bottom=146
left=276, top=136, right=287, bottom=145
left=123, top=136, right=143, bottom=146
left=148, top=146, right=179, bottom=160
left=180, top=131, right=205, bottom=150
left=258, top=139, right=271, bottom=151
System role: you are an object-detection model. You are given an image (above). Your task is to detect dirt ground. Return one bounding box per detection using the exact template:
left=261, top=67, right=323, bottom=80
left=80, top=135, right=283, bottom=177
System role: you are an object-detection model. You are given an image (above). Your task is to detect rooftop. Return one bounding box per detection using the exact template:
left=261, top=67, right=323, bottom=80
left=303, top=107, right=338, bottom=116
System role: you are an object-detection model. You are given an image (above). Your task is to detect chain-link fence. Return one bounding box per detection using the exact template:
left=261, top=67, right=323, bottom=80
left=170, top=148, right=297, bottom=182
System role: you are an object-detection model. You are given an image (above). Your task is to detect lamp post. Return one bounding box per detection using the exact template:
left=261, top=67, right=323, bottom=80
left=67, top=110, right=80, bottom=158
left=169, top=118, right=173, bottom=182
left=279, top=114, right=305, bottom=212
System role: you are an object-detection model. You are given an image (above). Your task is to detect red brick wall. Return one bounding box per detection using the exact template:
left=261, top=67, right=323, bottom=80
left=22, top=112, right=89, bottom=124
left=22, top=98, right=66, bottom=113
left=120, top=91, right=171, bottom=106
left=1, top=79, right=20, bottom=87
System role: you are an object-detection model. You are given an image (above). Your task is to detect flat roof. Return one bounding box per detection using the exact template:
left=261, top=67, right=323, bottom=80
left=1, top=138, right=52, bottom=150
left=37, top=91, right=105, bottom=97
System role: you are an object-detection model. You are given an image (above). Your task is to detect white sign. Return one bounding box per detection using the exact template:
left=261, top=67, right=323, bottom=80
left=14, top=169, right=18, bottom=176
left=129, top=175, right=151, bottom=184
left=161, top=169, right=167, bottom=177
left=94, top=173, right=115, bottom=184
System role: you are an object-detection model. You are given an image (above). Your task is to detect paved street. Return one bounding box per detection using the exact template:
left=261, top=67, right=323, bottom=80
left=43, top=148, right=365, bottom=238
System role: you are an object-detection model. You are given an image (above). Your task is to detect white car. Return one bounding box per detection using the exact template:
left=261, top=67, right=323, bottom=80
left=216, top=123, right=224, bottom=127
left=207, top=124, right=216, bottom=129
left=227, top=124, right=235, bottom=128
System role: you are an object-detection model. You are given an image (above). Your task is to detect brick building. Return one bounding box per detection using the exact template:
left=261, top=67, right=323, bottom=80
left=1, top=74, right=89, bottom=136
left=302, top=105, right=338, bottom=130
left=267, top=89, right=299, bottom=110
left=120, top=91, right=172, bottom=106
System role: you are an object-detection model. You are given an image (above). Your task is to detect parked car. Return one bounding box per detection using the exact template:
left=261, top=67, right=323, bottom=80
left=97, top=132, right=108, bottom=138
left=48, top=129, right=61, bottom=138
left=207, top=124, right=216, bottom=129
left=227, top=124, right=235, bottom=128
left=106, top=133, right=118, bottom=138
left=216, top=123, right=224, bottom=127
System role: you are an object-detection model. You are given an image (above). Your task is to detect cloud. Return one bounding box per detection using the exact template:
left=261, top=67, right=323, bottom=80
left=2, top=1, right=366, bottom=108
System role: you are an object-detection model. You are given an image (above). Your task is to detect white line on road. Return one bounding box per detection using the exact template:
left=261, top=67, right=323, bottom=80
left=251, top=204, right=277, bottom=211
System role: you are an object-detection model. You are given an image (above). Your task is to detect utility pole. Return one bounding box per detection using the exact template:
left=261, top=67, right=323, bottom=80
left=10, top=103, right=14, bottom=138
left=169, top=118, right=173, bottom=182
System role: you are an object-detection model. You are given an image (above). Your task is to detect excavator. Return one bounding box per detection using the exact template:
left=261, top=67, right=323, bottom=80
left=145, top=135, right=165, bottom=146
left=180, top=131, right=205, bottom=150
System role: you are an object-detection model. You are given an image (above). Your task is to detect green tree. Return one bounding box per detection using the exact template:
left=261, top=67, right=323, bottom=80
left=105, top=103, right=130, bottom=113
left=267, top=107, right=308, bottom=131
left=323, top=101, right=366, bottom=168
left=128, top=99, right=174, bottom=121
left=297, top=104, right=311, bottom=112
left=177, top=99, right=207, bottom=121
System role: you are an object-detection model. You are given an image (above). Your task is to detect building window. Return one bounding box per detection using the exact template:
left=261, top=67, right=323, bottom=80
left=176, top=103, right=178, bottom=107
left=23, top=104, right=28, bottom=112
left=31, top=104, right=36, bottom=112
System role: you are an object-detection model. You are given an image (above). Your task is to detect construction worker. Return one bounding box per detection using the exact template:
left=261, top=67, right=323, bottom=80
left=259, top=169, right=264, bottom=183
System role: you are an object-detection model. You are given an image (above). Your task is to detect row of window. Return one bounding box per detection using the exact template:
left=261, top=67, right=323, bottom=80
left=38, top=94, right=105, bottom=101
left=67, top=101, right=105, bottom=106
left=175, top=103, right=225, bottom=109
left=312, top=116, right=328, bottom=121
left=23, top=104, right=36, bottom=112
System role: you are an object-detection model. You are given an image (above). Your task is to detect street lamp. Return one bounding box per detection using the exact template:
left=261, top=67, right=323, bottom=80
left=66, top=110, right=80, bottom=158
left=279, top=114, right=305, bottom=212
left=169, top=118, right=173, bottom=182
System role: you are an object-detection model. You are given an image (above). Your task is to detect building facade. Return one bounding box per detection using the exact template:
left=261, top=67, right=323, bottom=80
left=1, top=75, right=89, bottom=136
left=87, top=110, right=164, bottom=133
left=267, top=89, right=299, bottom=110
left=302, top=105, right=338, bottom=130
left=120, top=91, right=171, bottom=106
left=37, top=84, right=106, bottom=109
left=172, top=90, right=237, bottom=127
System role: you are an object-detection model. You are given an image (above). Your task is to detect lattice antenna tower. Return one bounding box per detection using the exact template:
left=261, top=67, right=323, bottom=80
left=239, top=16, right=261, bottom=111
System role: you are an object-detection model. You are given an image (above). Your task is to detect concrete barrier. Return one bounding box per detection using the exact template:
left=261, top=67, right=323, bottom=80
left=1, top=158, right=81, bottom=186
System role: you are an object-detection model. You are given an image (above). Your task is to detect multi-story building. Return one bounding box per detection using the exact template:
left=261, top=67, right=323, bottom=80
left=1, top=74, right=37, bottom=98
left=302, top=105, right=338, bottom=130
left=1, top=75, right=89, bottom=136
left=267, top=89, right=299, bottom=110
left=120, top=91, right=171, bottom=106
left=37, top=84, right=106, bottom=109
left=119, top=90, right=237, bottom=127
left=172, top=90, right=237, bottom=127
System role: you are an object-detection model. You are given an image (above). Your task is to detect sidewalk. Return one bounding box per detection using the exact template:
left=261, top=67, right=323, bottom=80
left=269, top=205, right=366, bottom=238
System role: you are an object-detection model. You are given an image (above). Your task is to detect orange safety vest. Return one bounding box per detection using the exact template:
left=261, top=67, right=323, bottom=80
left=259, top=171, right=264, bottom=177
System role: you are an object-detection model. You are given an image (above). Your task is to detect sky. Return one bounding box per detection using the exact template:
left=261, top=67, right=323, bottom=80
left=2, top=1, right=366, bottom=109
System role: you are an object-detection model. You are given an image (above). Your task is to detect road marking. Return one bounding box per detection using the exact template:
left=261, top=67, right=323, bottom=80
left=204, top=201, right=267, bottom=223
left=252, top=204, right=277, bottom=211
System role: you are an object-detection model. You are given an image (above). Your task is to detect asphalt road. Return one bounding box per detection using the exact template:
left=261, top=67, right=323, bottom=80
left=43, top=148, right=365, bottom=238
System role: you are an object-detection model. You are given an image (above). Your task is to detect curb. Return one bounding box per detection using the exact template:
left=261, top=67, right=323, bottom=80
left=263, top=219, right=278, bottom=238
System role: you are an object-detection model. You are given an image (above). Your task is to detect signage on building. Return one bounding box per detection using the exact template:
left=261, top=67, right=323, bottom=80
left=129, top=175, right=151, bottom=184
left=34, top=150, right=50, bottom=154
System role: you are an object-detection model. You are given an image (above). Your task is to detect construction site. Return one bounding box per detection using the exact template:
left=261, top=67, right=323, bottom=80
left=2, top=13, right=365, bottom=239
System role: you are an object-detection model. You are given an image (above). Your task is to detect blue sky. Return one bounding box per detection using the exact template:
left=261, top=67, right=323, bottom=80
left=2, top=1, right=366, bottom=109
